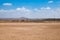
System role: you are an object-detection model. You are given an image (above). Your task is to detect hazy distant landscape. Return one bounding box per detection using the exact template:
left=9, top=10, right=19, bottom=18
left=0, top=17, right=60, bottom=23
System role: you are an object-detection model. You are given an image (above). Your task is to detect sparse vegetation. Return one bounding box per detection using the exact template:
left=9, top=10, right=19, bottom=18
left=0, top=18, right=60, bottom=23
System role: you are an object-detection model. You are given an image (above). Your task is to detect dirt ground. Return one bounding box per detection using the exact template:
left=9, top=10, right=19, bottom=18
left=0, top=22, right=60, bottom=40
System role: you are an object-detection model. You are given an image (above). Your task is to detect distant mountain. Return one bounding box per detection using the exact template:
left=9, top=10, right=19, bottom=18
left=18, top=17, right=29, bottom=20
left=0, top=17, right=29, bottom=20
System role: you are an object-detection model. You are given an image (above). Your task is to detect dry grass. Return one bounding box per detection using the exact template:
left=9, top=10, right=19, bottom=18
left=0, top=23, right=60, bottom=40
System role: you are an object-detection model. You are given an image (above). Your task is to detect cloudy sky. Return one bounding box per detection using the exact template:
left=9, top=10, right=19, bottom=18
left=0, top=0, right=60, bottom=18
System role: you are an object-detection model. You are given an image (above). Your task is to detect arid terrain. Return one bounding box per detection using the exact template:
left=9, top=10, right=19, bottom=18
left=0, top=22, right=60, bottom=40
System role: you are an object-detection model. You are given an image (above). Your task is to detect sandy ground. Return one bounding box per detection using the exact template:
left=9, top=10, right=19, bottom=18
left=0, top=23, right=60, bottom=40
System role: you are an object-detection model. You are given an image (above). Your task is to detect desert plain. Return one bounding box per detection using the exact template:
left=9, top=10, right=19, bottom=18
left=0, top=22, right=60, bottom=40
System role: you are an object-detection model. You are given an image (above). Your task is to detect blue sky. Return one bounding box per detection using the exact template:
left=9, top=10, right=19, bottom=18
left=0, top=0, right=60, bottom=18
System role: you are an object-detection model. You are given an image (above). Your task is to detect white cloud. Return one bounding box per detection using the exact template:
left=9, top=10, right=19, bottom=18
left=16, top=7, right=27, bottom=11
left=46, top=7, right=51, bottom=9
left=40, top=7, right=51, bottom=10
left=33, top=7, right=60, bottom=18
left=16, top=7, right=32, bottom=13
left=16, top=8, right=21, bottom=10
left=3, top=3, right=12, bottom=6
left=48, top=1, right=53, bottom=3
left=0, top=7, right=32, bottom=14
left=0, top=7, right=60, bottom=18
